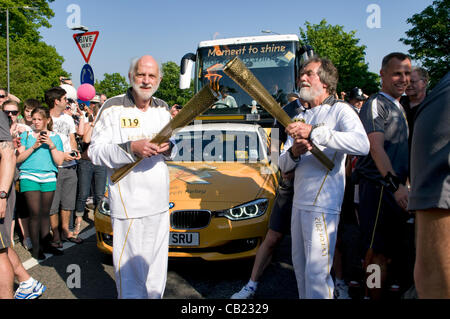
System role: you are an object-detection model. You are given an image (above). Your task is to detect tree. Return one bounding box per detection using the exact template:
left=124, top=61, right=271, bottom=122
left=154, top=61, right=194, bottom=106
left=299, top=19, right=380, bottom=96
left=0, top=0, right=67, bottom=102
left=0, top=38, right=67, bottom=100
left=94, top=73, right=129, bottom=98
left=0, top=0, right=55, bottom=41
left=400, top=0, right=450, bottom=89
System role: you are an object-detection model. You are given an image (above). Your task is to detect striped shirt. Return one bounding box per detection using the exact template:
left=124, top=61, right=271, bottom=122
left=18, top=131, right=64, bottom=183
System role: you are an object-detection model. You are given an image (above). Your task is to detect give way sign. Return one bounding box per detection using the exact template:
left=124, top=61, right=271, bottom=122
left=73, top=31, right=99, bottom=64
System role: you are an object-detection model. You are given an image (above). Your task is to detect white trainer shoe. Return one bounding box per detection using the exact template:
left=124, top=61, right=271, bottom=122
left=334, top=281, right=351, bottom=299
left=14, top=279, right=46, bottom=299
left=231, top=284, right=256, bottom=299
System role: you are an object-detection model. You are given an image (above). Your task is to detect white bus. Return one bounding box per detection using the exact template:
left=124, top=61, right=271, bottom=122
left=179, top=34, right=313, bottom=126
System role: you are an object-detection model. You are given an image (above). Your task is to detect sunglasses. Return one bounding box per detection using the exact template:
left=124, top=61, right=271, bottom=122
left=3, top=110, right=19, bottom=116
left=0, top=95, right=6, bottom=98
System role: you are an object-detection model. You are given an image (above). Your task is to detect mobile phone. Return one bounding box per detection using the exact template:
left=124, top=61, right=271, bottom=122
left=40, top=131, right=47, bottom=136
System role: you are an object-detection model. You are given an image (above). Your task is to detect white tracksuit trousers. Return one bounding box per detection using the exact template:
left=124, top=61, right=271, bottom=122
left=112, top=211, right=169, bottom=299
left=291, top=207, right=340, bottom=299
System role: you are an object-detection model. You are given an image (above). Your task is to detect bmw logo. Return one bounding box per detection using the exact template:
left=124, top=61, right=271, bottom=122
left=169, top=202, right=175, bottom=209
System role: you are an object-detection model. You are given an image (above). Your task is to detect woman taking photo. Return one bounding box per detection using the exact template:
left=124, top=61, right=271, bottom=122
left=16, top=107, right=65, bottom=260
left=2, top=100, right=32, bottom=249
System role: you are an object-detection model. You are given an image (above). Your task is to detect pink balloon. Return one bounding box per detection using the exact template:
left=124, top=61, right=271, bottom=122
left=77, top=83, right=96, bottom=101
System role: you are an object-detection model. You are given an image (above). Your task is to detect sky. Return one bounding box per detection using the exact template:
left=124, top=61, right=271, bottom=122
left=38, top=0, right=434, bottom=88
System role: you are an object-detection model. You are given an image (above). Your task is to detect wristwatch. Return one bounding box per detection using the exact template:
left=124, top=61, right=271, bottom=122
left=288, top=147, right=300, bottom=162
left=0, top=191, right=8, bottom=199
left=383, top=172, right=401, bottom=193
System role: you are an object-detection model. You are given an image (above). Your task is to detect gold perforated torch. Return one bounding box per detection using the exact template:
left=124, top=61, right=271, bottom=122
left=223, top=56, right=334, bottom=171
left=110, top=85, right=218, bottom=183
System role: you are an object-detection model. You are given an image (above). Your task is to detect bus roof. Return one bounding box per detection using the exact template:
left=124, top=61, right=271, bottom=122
left=198, top=34, right=299, bottom=48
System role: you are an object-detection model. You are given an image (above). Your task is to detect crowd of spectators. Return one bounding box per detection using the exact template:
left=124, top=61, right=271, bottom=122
left=0, top=82, right=108, bottom=298
left=0, top=51, right=448, bottom=300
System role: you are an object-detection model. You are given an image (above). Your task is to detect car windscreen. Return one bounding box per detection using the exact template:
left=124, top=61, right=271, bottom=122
left=170, top=130, right=266, bottom=162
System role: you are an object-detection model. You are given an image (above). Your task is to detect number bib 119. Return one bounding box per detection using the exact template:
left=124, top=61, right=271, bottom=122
left=121, top=118, right=140, bottom=128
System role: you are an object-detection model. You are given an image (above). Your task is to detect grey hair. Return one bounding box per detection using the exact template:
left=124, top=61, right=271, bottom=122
left=302, top=56, right=339, bottom=95
left=128, top=56, right=163, bottom=83
left=412, top=66, right=429, bottom=84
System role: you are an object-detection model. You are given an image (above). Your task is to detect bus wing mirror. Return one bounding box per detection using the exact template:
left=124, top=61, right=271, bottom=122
left=179, top=53, right=196, bottom=90
left=298, top=45, right=315, bottom=66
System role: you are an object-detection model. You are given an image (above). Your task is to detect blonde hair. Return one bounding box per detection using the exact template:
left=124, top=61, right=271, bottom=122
left=31, top=106, right=53, bottom=131
left=1, top=99, right=19, bottom=110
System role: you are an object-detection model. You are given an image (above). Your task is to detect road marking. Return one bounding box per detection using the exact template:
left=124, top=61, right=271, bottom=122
left=22, top=227, right=96, bottom=270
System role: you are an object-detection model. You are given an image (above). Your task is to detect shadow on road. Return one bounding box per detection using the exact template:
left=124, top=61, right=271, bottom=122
left=39, top=224, right=117, bottom=299
left=166, top=235, right=297, bottom=299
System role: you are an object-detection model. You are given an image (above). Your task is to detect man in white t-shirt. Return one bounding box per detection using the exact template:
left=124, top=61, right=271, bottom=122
left=46, top=87, right=83, bottom=249
left=89, top=55, right=173, bottom=299
left=279, top=57, right=369, bottom=299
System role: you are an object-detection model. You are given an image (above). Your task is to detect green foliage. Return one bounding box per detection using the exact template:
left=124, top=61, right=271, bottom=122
left=299, top=19, right=380, bottom=96
left=400, top=0, right=450, bottom=89
left=0, top=38, right=67, bottom=99
left=94, top=73, right=129, bottom=98
left=0, top=0, right=55, bottom=42
left=0, top=0, right=67, bottom=102
left=154, top=61, right=194, bottom=106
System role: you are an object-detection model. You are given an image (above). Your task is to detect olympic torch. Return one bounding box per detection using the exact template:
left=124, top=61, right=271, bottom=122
left=110, top=85, right=218, bottom=183
left=223, top=56, right=334, bottom=171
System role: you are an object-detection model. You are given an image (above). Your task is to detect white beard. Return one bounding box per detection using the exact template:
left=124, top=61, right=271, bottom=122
left=299, top=83, right=324, bottom=103
left=132, top=81, right=159, bottom=100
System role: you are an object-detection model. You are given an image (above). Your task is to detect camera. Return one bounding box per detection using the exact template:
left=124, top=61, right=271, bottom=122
left=79, top=103, right=86, bottom=111
left=175, top=104, right=183, bottom=110
left=70, top=150, right=78, bottom=157
left=40, top=131, right=47, bottom=136
left=60, top=77, right=71, bottom=85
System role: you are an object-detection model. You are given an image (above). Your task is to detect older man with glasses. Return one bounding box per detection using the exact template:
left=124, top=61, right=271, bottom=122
left=401, top=67, right=429, bottom=151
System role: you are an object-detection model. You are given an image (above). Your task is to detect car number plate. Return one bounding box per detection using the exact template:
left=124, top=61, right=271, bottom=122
left=169, top=232, right=199, bottom=246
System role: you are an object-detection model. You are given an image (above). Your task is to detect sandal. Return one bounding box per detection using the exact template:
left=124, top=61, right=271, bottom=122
left=62, top=236, right=84, bottom=244
left=73, top=221, right=82, bottom=237
left=50, top=241, right=63, bottom=249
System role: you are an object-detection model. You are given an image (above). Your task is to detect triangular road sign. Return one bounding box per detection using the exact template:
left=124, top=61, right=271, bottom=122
left=73, top=31, right=99, bottom=64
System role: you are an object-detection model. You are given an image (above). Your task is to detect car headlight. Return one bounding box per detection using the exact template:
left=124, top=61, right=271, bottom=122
left=98, top=196, right=110, bottom=216
left=215, top=198, right=268, bottom=221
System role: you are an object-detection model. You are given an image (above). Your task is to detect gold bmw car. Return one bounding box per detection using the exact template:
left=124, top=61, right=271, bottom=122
left=95, top=123, right=279, bottom=261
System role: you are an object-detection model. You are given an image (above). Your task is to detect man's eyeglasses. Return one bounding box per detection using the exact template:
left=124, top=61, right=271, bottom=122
left=410, top=79, right=424, bottom=85
left=0, top=95, right=6, bottom=98
left=3, top=110, right=19, bottom=116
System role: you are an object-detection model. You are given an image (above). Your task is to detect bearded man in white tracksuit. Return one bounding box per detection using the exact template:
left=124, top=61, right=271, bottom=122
left=279, top=57, right=370, bottom=299
left=89, top=55, right=173, bottom=299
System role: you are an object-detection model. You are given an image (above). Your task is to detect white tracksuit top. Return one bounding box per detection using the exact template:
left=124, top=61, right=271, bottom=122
left=279, top=99, right=370, bottom=214
left=88, top=90, right=172, bottom=219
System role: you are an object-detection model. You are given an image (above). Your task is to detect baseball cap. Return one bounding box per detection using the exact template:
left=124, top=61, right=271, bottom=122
left=90, top=95, right=101, bottom=103
left=348, top=87, right=365, bottom=101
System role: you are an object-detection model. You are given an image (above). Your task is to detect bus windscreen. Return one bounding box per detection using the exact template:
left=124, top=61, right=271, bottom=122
left=197, top=41, right=297, bottom=119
